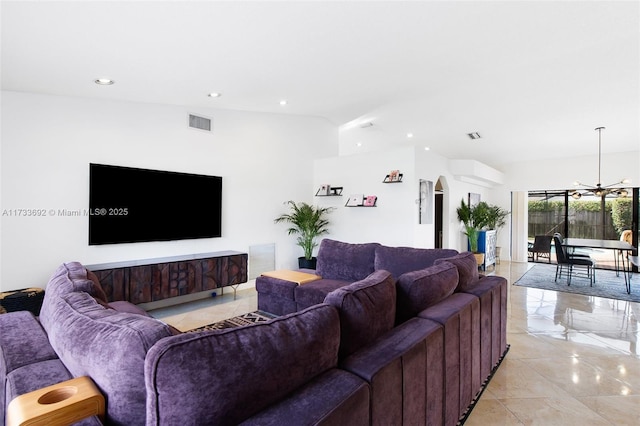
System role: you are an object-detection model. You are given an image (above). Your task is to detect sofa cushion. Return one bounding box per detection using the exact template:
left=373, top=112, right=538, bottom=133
left=396, top=263, right=459, bottom=324
left=145, top=304, right=342, bottom=425
left=374, top=245, right=458, bottom=279
left=324, top=270, right=396, bottom=358
left=45, top=290, right=172, bottom=425
left=434, top=251, right=479, bottom=292
left=40, top=262, right=109, bottom=330
left=316, top=239, right=380, bottom=281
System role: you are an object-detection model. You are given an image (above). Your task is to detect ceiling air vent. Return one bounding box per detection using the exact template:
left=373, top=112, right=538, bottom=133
left=188, top=114, right=212, bottom=132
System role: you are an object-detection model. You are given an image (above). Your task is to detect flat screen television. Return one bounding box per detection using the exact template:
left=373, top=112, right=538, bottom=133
left=89, top=163, right=222, bottom=245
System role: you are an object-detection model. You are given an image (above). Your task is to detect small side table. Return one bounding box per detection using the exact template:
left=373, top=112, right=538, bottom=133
left=7, top=376, right=105, bottom=426
left=0, top=287, right=45, bottom=316
left=261, top=270, right=322, bottom=285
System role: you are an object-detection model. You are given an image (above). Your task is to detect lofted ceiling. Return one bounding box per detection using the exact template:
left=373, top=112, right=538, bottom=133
left=1, top=1, right=638, bottom=167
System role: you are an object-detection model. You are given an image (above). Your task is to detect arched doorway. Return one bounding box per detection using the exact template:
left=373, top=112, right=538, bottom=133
left=435, top=177, right=447, bottom=248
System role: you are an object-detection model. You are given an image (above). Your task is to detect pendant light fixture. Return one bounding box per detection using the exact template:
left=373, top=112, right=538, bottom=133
left=571, top=127, right=630, bottom=199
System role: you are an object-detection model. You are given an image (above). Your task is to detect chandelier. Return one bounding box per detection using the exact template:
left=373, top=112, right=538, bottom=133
left=571, top=127, right=630, bottom=199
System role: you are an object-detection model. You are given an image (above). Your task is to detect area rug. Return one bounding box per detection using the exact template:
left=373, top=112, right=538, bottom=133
left=188, top=310, right=277, bottom=332
left=514, top=263, right=639, bottom=302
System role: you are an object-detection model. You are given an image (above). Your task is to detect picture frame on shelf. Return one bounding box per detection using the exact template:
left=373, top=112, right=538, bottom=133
left=346, top=194, right=364, bottom=207
left=363, top=195, right=377, bottom=207
left=383, top=170, right=403, bottom=183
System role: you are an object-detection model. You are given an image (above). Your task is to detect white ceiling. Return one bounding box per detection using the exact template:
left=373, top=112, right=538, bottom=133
left=2, top=1, right=639, bottom=167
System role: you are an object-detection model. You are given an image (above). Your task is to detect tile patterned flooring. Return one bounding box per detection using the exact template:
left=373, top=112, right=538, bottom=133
left=149, top=261, right=640, bottom=425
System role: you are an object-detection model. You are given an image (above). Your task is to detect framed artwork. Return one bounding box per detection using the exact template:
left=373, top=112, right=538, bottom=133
left=419, top=179, right=433, bottom=224
left=346, top=194, right=364, bottom=206
left=364, top=195, right=377, bottom=207
left=468, top=192, right=481, bottom=207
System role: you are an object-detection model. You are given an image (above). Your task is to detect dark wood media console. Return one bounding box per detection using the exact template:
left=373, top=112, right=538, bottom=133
left=86, top=251, right=248, bottom=304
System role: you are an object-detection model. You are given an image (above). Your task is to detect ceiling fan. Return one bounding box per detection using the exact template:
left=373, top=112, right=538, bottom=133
left=571, top=127, right=630, bottom=199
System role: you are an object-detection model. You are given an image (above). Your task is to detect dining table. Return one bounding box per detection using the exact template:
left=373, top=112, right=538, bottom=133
left=563, top=238, right=635, bottom=294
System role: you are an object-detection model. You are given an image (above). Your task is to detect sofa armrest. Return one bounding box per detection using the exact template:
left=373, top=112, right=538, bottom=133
left=6, top=376, right=104, bottom=426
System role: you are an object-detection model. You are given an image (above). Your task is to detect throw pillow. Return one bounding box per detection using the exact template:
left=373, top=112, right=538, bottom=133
left=395, top=262, right=459, bottom=324
left=434, top=251, right=479, bottom=292
left=324, top=269, right=395, bottom=358
left=86, top=269, right=109, bottom=304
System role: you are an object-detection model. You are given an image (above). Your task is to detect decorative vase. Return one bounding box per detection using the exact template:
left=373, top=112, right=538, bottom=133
left=298, top=257, right=317, bottom=270
left=473, top=253, right=485, bottom=267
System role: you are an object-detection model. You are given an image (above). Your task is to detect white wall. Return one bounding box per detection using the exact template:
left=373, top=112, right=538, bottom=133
left=314, top=146, right=496, bottom=252
left=0, top=91, right=338, bottom=291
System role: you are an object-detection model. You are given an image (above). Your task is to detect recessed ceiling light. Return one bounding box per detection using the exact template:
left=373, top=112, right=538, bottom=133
left=407, top=133, right=414, bottom=138
left=356, top=142, right=363, bottom=147
left=279, top=100, right=288, bottom=106
left=94, top=78, right=114, bottom=85
left=207, top=92, right=221, bottom=98
left=424, top=147, right=430, bottom=151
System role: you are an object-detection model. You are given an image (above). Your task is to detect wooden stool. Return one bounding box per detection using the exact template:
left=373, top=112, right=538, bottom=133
left=7, top=376, right=105, bottom=426
left=260, top=270, right=322, bottom=285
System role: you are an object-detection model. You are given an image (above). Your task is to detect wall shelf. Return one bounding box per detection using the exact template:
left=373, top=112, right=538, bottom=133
left=315, top=186, right=343, bottom=196
left=345, top=195, right=377, bottom=207
left=383, top=173, right=403, bottom=183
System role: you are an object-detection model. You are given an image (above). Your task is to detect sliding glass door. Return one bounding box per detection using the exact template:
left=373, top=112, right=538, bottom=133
left=528, top=188, right=638, bottom=270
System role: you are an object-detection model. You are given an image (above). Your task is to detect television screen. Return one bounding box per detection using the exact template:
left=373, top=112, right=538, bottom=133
left=89, top=163, right=222, bottom=245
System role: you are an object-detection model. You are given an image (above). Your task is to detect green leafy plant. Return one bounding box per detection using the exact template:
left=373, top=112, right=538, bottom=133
left=485, top=204, right=510, bottom=234
left=456, top=199, right=490, bottom=252
left=274, top=201, right=334, bottom=260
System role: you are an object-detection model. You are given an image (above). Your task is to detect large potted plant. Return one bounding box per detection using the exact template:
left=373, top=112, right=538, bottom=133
left=456, top=199, right=490, bottom=265
left=485, top=204, right=510, bottom=261
left=274, top=201, right=334, bottom=269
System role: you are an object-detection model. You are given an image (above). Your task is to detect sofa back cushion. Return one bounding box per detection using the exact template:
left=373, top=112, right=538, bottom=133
left=396, top=263, right=459, bottom=324
left=40, top=262, right=173, bottom=425
left=46, top=291, right=172, bottom=425
left=145, top=304, right=341, bottom=425
left=40, top=262, right=107, bottom=331
left=316, top=239, right=380, bottom=281
left=324, top=270, right=396, bottom=358
left=434, top=251, right=479, bottom=292
left=374, top=245, right=458, bottom=279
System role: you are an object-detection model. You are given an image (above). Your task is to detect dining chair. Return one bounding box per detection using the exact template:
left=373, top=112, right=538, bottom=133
left=528, top=235, right=552, bottom=263
left=553, top=233, right=592, bottom=260
left=553, top=234, right=596, bottom=286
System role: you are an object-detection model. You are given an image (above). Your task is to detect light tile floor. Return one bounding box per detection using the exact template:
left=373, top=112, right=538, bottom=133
left=149, top=261, right=640, bottom=425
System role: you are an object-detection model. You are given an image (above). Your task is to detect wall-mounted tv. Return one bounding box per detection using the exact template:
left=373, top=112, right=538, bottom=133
left=89, top=163, right=222, bottom=245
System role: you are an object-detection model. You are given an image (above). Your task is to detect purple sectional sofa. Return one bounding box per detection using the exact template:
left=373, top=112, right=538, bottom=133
left=256, top=238, right=508, bottom=425
left=1, top=239, right=508, bottom=425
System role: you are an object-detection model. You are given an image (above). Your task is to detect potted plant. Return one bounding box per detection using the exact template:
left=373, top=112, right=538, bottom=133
left=274, top=201, right=334, bottom=269
left=456, top=199, right=490, bottom=265
left=485, top=204, right=510, bottom=261
left=485, top=204, right=510, bottom=233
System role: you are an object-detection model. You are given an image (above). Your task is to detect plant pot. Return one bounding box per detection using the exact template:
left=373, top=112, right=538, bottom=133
left=298, top=257, right=317, bottom=270
left=473, top=253, right=485, bottom=267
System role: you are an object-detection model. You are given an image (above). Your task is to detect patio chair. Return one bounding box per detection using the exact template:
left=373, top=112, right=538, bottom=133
left=553, top=234, right=595, bottom=286
left=528, top=235, right=552, bottom=263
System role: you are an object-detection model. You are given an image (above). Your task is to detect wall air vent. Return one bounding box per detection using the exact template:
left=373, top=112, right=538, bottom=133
left=188, top=114, right=212, bottom=132
left=467, top=132, right=481, bottom=140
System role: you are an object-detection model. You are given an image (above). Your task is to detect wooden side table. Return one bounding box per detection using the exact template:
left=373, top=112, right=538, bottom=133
left=260, top=270, right=322, bottom=285
left=7, top=376, right=105, bottom=426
